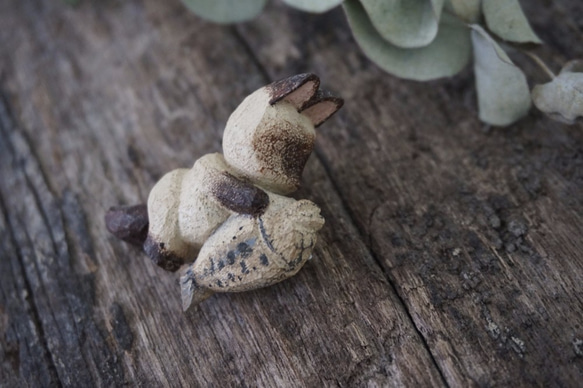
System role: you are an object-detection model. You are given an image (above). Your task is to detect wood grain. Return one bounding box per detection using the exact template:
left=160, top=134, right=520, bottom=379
left=237, top=2, right=583, bottom=386
left=0, top=0, right=582, bottom=386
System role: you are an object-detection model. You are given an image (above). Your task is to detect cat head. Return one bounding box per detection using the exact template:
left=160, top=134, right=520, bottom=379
left=222, top=74, right=343, bottom=194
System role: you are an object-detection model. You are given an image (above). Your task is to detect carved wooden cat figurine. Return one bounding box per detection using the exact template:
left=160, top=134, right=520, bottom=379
left=105, top=74, right=343, bottom=310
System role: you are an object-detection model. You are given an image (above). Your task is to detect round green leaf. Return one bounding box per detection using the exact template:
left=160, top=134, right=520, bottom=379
left=471, top=25, right=531, bottom=126
left=482, top=0, right=542, bottom=43
left=360, top=0, right=445, bottom=49
left=446, top=0, right=481, bottom=23
left=181, top=0, right=267, bottom=23
left=344, top=0, right=471, bottom=81
left=532, top=60, right=583, bottom=124
left=282, top=0, right=343, bottom=13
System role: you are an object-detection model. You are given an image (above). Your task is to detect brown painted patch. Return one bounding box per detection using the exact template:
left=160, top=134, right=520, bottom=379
left=143, top=235, right=185, bottom=272
left=212, top=172, right=269, bottom=217
left=105, top=204, right=149, bottom=247
left=267, top=73, right=320, bottom=106
left=253, top=122, right=315, bottom=189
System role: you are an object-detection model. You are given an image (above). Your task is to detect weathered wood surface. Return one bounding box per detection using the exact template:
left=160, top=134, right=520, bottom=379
left=0, top=0, right=582, bottom=386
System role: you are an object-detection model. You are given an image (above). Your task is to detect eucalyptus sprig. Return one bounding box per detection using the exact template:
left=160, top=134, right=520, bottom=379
left=180, top=0, right=583, bottom=126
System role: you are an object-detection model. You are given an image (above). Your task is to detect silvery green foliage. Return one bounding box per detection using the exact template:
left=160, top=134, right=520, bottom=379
left=446, top=0, right=480, bottom=23
left=282, top=0, right=344, bottom=13
left=359, top=0, right=445, bottom=48
left=472, top=25, right=531, bottom=126
left=179, top=0, right=579, bottom=126
left=343, top=0, right=472, bottom=81
left=344, top=1, right=471, bottom=81
left=343, top=0, right=544, bottom=125
left=181, top=0, right=341, bottom=22
left=342, top=0, right=546, bottom=125
left=482, top=0, right=542, bottom=44
left=181, top=0, right=267, bottom=23
left=532, top=60, right=583, bottom=124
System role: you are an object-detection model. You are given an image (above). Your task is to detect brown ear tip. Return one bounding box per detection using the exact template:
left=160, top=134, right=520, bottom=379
left=325, top=96, right=344, bottom=110
left=286, top=73, right=320, bottom=84
left=298, top=89, right=344, bottom=127
left=298, top=73, right=319, bottom=81
left=299, top=89, right=343, bottom=108
left=267, top=73, right=321, bottom=106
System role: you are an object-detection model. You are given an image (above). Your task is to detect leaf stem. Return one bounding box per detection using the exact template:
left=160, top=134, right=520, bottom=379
left=522, top=51, right=556, bottom=80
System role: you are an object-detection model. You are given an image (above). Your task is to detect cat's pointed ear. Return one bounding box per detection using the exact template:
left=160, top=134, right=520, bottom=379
left=299, top=90, right=344, bottom=127
left=267, top=73, right=320, bottom=109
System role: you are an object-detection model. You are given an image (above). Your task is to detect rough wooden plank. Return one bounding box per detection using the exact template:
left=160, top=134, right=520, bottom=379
left=0, top=0, right=444, bottom=386
left=0, top=161, right=57, bottom=387
left=236, top=2, right=583, bottom=386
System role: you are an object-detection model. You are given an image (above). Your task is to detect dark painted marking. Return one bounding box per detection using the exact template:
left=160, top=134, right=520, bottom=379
left=260, top=254, right=269, bottom=266
left=254, top=127, right=314, bottom=188
left=286, top=237, right=314, bottom=271
left=227, top=251, right=236, bottom=265
left=216, top=280, right=224, bottom=288
left=228, top=273, right=235, bottom=282
left=288, top=254, right=303, bottom=270
left=143, top=235, right=184, bottom=272
left=217, top=259, right=225, bottom=270
left=212, top=172, right=269, bottom=217
left=240, top=261, right=250, bottom=274
left=237, top=241, right=253, bottom=259
left=181, top=269, right=197, bottom=293
left=258, top=218, right=276, bottom=253
left=105, top=204, right=149, bottom=246
left=209, top=258, right=216, bottom=273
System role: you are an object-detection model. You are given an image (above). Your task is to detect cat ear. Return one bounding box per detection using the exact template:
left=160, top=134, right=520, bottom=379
left=299, top=90, right=344, bottom=127
left=267, top=73, right=320, bottom=109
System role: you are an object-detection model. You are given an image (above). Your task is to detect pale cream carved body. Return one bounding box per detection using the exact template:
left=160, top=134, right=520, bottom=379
left=147, top=154, right=232, bottom=261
